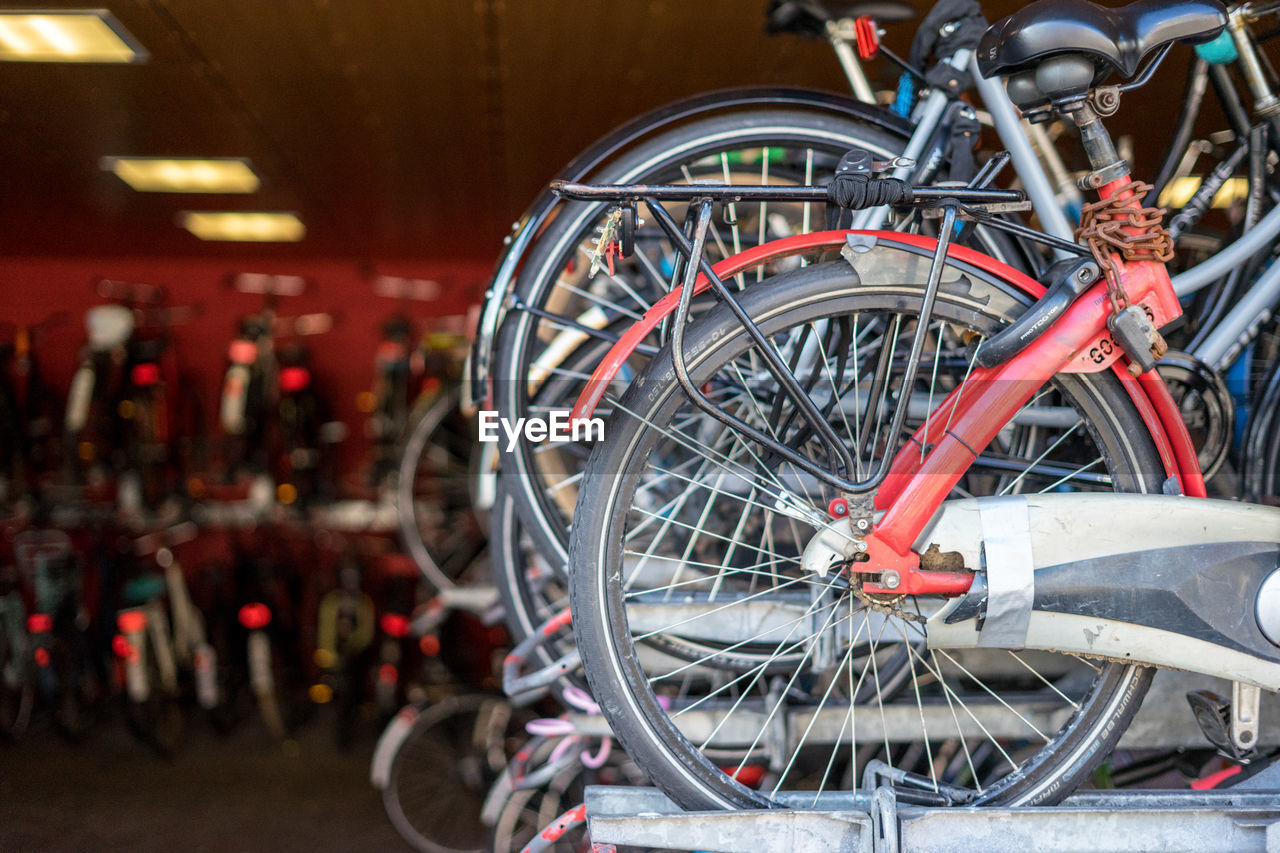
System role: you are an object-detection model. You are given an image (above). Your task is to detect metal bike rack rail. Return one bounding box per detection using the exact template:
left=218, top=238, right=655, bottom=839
left=585, top=762, right=1280, bottom=853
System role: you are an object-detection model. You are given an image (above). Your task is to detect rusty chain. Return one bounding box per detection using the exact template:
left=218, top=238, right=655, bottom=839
left=1073, top=180, right=1176, bottom=314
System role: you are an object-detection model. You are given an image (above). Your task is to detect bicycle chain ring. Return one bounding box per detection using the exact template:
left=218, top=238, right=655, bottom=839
left=1157, top=350, right=1234, bottom=479
left=828, top=561, right=923, bottom=622
left=849, top=582, right=919, bottom=621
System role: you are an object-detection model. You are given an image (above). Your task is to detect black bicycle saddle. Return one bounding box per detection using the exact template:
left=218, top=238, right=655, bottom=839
left=766, top=0, right=916, bottom=39
left=978, top=0, right=1227, bottom=80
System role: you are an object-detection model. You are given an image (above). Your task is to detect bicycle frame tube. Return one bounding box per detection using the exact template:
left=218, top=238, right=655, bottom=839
left=1193, top=253, right=1280, bottom=369
left=827, top=24, right=875, bottom=103
left=864, top=183, right=1206, bottom=593
left=970, top=58, right=1078, bottom=248
left=871, top=260, right=1196, bottom=554
left=1169, top=16, right=1280, bottom=296
left=852, top=51, right=1083, bottom=243
left=848, top=50, right=973, bottom=230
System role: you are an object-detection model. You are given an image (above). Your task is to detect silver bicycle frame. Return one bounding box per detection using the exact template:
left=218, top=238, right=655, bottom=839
left=1194, top=252, right=1280, bottom=370
left=847, top=50, right=1081, bottom=252
left=845, top=27, right=1280, bottom=376
left=971, top=57, right=1077, bottom=249
left=826, top=18, right=876, bottom=104
left=1171, top=8, right=1280, bottom=373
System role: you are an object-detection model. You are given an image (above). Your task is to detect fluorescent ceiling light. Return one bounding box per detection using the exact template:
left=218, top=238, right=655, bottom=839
left=181, top=212, right=305, bottom=242
left=231, top=273, right=307, bottom=296
left=1157, top=176, right=1249, bottom=210
left=102, top=157, right=261, bottom=193
left=0, top=11, right=146, bottom=63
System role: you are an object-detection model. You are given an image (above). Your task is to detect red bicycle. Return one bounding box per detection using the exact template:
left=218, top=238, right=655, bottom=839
left=560, top=0, right=1280, bottom=811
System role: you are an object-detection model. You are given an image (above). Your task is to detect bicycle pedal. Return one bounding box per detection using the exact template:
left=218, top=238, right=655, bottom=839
left=1187, top=689, right=1259, bottom=761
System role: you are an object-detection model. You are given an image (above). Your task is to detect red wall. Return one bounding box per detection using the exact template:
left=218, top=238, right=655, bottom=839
left=2, top=255, right=491, bottom=489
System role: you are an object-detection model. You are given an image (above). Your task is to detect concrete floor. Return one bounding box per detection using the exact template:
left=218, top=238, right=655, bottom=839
left=0, top=711, right=408, bottom=852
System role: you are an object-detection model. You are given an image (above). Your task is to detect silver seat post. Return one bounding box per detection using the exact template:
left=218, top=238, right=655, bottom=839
left=970, top=56, right=1078, bottom=252
left=849, top=49, right=975, bottom=230
left=826, top=18, right=876, bottom=104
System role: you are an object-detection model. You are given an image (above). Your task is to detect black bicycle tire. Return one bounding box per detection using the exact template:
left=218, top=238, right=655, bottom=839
left=121, top=614, right=183, bottom=757
left=396, top=388, right=487, bottom=591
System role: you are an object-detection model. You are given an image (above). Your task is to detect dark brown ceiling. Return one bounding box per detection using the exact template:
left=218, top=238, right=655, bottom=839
left=0, top=1, right=1189, bottom=261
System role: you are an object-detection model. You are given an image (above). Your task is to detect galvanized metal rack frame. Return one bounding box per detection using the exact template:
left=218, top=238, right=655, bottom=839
left=585, top=763, right=1280, bottom=853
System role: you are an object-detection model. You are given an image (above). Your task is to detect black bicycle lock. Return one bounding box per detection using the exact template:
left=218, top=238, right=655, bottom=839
left=826, top=148, right=915, bottom=210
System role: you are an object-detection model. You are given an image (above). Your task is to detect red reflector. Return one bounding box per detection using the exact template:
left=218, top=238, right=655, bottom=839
left=854, top=16, right=880, bottom=59
left=379, top=553, right=418, bottom=577
left=1192, top=764, right=1243, bottom=790
left=381, top=613, right=410, bottom=638
left=112, top=634, right=132, bottom=658
left=376, top=341, right=407, bottom=364
left=26, top=613, right=52, bottom=633
left=378, top=663, right=399, bottom=685
left=721, top=765, right=767, bottom=788
left=419, top=634, right=440, bottom=657
left=228, top=339, right=258, bottom=365
left=239, top=602, right=272, bottom=630
left=131, top=362, right=160, bottom=387
left=420, top=376, right=440, bottom=396
left=117, top=610, right=147, bottom=634
left=279, top=366, right=311, bottom=393
left=34, top=647, right=49, bottom=667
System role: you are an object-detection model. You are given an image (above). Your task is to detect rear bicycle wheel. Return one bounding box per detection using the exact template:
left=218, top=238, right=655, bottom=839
left=495, top=109, right=1034, bottom=571
left=495, top=111, right=901, bottom=569
left=121, top=608, right=183, bottom=756
left=570, top=253, right=1162, bottom=810
left=383, top=694, right=527, bottom=853
left=0, top=603, right=33, bottom=739
left=397, top=388, right=487, bottom=591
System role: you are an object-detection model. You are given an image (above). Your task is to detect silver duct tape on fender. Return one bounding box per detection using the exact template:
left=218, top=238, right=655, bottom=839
left=976, top=495, right=1034, bottom=648
left=917, top=494, right=1280, bottom=691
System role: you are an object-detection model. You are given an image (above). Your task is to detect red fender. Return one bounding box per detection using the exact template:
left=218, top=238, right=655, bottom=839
left=570, top=230, right=1043, bottom=421
left=568, top=229, right=1203, bottom=498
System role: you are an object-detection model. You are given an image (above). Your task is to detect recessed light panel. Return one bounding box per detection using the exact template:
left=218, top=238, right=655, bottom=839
left=1157, top=176, right=1248, bottom=209
left=103, top=157, right=261, bottom=193
left=0, top=11, right=146, bottom=63
left=181, top=212, right=305, bottom=242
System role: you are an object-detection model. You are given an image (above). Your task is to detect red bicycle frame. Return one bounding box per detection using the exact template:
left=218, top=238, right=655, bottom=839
left=569, top=186, right=1205, bottom=598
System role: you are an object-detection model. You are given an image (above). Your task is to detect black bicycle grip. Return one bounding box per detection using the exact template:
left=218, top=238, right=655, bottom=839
left=976, top=257, right=1099, bottom=369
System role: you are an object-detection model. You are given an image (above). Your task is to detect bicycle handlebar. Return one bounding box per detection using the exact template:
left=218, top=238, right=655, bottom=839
left=977, top=256, right=1101, bottom=368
